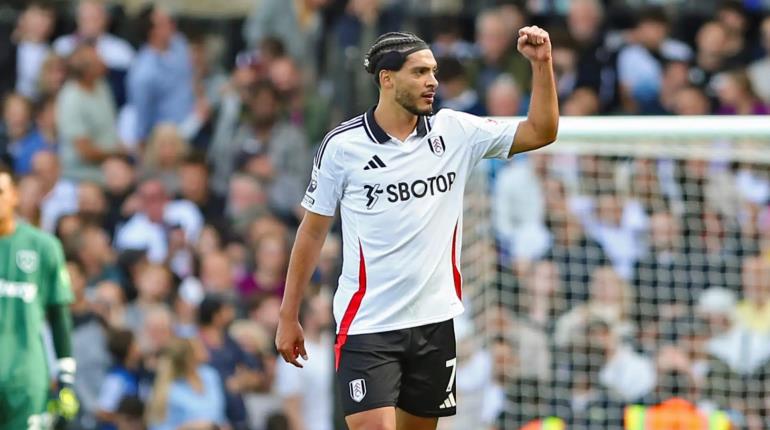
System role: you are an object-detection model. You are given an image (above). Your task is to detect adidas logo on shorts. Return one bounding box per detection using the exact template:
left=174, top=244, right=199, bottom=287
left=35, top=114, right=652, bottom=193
left=439, top=392, right=456, bottom=409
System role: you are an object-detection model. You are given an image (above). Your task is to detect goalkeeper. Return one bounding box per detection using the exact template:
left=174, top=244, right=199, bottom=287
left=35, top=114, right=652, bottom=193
left=0, top=164, right=78, bottom=429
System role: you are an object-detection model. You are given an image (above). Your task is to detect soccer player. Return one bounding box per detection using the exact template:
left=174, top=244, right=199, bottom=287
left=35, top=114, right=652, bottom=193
left=276, top=26, right=558, bottom=430
left=0, top=164, right=79, bottom=429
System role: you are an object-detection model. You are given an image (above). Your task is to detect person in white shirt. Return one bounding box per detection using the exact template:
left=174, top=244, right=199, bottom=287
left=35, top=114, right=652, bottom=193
left=114, top=178, right=202, bottom=267
left=276, top=28, right=558, bottom=430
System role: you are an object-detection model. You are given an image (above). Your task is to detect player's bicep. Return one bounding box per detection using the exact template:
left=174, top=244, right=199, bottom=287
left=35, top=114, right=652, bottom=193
left=302, top=142, right=345, bottom=216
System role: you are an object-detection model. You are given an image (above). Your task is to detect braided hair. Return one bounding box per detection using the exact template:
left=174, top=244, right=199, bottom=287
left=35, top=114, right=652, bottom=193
left=364, top=32, right=430, bottom=86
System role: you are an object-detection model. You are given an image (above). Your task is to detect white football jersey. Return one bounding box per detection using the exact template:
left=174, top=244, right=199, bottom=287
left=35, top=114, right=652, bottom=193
left=303, top=108, right=520, bottom=336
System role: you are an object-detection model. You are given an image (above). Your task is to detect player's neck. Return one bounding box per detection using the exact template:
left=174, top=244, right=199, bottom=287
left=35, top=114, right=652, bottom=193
left=0, top=216, right=16, bottom=237
left=373, top=100, right=419, bottom=142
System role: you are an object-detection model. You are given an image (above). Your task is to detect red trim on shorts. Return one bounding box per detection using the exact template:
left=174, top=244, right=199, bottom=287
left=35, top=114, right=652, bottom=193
left=451, top=222, right=462, bottom=300
left=334, top=240, right=367, bottom=370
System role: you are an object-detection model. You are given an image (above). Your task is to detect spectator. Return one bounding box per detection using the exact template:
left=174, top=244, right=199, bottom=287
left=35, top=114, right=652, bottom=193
left=748, top=15, right=770, bottom=104
left=247, top=293, right=282, bottom=338
left=436, top=56, right=486, bottom=115
left=13, top=95, right=56, bottom=175
left=145, top=337, right=227, bottom=430
left=329, top=0, right=403, bottom=117
left=223, top=176, right=268, bottom=237
left=138, top=305, right=176, bottom=370
left=589, top=319, right=657, bottom=402
left=115, top=396, right=146, bottom=430
left=177, top=153, right=226, bottom=232
left=200, top=250, right=236, bottom=296
left=124, top=264, right=174, bottom=333
left=114, top=178, right=203, bottom=264
left=57, top=42, right=123, bottom=183
left=53, top=0, right=135, bottom=106
left=269, top=55, right=329, bottom=146
left=208, top=46, right=270, bottom=195
left=670, top=85, right=712, bottom=115
left=715, top=0, right=752, bottom=67
left=198, top=294, right=265, bottom=430
left=69, top=260, right=111, bottom=430
left=97, top=328, right=143, bottom=430
left=548, top=32, right=580, bottom=101
left=92, top=280, right=128, bottom=328
left=632, top=211, right=692, bottom=323
left=275, top=295, right=334, bottom=430
left=485, top=73, right=522, bottom=117
left=0, top=92, right=33, bottom=169
left=616, top=7, right=692, bottom=113
left=73, top=222, right=123, bottom=288
left=216, top=81, right=310, bottom=221
left=584, top=193, right=648, bottom=280
left=566, top=0, right=612, bottom=105
left=78, top=180, right=109, bottom=226
left=468, top=8, right=531, bottom=99
left=492, top=151, right=548, bottom=261
left=714, top=69, right=769, bottom=115
left=555, top=266, right=635, bottom=347
left=101, top=154, right=137, bottom=236
left=242, top=0, right=330, bottom=78
left=31, top=150, right=78, bottom=233
left=562, top=86, right=601, bottom=115
left=543, top=212, right=609, bottom=302
left=188, top=33, right=228, bottom=114
left=15, top=173, right=43, bottom=225
left=36, top=53, right=67, bottom=99
left=237, top=233, right=288, bottom=299
left=430, top=15, right=477, bottom=61
left=11, top=2, right=55, bottom=99
left=141, top=123, right=190, bottom=194
left=127, top=5, right=202, bottom=143
left=690, top=21, right=730, bottom=97
left=513, top=260, right=562, bottom=381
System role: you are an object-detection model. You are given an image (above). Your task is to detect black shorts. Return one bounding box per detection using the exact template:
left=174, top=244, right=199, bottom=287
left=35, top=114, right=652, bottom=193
left=335, top=319, right=457, bottom=417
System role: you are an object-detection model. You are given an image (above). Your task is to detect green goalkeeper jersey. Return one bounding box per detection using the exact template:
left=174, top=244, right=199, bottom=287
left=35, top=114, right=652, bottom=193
left=0, top=222, right=73, bottom=383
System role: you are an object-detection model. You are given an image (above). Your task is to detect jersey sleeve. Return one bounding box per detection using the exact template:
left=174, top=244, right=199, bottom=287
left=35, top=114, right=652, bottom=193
left=301, top=139, right=345, bottom=216
left=45, top=236, right=74, bottom=306
left=448, top=110, right=520, bottom=164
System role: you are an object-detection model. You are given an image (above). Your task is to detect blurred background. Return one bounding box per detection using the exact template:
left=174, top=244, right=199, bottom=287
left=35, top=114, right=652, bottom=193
left=1, top=0, right=770, bottom=429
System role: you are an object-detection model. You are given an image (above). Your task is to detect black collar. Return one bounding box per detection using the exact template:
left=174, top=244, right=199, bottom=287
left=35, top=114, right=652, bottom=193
left=364, top=106, right=430, bottom=144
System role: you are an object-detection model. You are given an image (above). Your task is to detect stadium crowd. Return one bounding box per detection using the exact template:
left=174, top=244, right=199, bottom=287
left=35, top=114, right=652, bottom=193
left=0, top=0, right=769, bottom=429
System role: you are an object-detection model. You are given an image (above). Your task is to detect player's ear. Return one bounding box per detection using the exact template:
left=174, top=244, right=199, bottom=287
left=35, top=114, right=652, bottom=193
left=379, top=70, right=394, bottom=89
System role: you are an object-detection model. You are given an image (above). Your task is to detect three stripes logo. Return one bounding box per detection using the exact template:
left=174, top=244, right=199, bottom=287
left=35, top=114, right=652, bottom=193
left=439, top=393, right=456, bottom=410
left=363, top=155, right=387, bottom=170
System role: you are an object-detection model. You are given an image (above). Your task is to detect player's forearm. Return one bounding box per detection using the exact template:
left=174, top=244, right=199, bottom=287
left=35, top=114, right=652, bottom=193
left=47, top=304, right=73, bottom=359
left=526, top=59, right=559, bottom=145
left=280, top=222, right=328, bottom=319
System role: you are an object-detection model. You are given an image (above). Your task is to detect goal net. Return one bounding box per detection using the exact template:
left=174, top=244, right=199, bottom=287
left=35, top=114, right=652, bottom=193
left=449, top=116, right=770, bottom=430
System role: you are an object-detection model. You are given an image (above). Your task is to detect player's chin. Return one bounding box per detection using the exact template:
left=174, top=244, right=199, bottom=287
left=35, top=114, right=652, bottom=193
left=418, top=100, right=434, bottom=115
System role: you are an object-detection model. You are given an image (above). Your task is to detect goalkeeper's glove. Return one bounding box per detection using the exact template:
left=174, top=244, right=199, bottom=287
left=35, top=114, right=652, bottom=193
left=48, top=357, right=80, bottom=422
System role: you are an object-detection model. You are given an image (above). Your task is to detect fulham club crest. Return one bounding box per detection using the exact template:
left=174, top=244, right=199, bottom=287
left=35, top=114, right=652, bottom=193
left=428, top=136, right=446, bottom=157
left=349, top=379, right=367, bottom=402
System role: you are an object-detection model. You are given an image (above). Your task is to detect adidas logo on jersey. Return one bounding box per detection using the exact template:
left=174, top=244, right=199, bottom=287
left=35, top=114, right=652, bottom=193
left=363, top=155, right=387, bottom=170
left=439, top=393, right=456, bottom=409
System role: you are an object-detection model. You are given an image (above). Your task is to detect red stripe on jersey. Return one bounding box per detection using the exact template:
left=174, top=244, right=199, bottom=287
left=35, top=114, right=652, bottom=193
left=452, top=222, right=463, bottom=300
left=334, top=240, right=367, bottom=370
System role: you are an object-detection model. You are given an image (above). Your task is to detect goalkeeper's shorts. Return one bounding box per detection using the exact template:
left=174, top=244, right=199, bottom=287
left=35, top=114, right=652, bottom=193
left=0, top=369, right=50, bottom=430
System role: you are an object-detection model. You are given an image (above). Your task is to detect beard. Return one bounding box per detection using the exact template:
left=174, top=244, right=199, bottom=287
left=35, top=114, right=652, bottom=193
left=395, top=85, right=433, bottom=116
